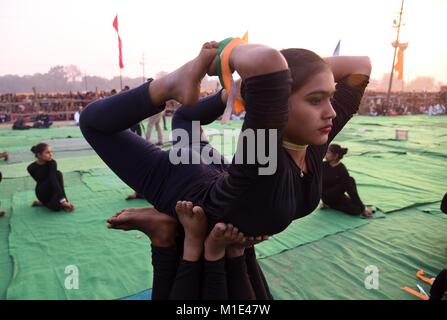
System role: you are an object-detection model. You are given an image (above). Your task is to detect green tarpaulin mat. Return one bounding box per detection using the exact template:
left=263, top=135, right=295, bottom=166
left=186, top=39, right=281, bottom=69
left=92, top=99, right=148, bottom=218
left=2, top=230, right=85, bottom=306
left=1, top=115, right=446, bottom=299
left=6, top=188, right=152, bottom=300
left=259, top=205, right=447, bottom=300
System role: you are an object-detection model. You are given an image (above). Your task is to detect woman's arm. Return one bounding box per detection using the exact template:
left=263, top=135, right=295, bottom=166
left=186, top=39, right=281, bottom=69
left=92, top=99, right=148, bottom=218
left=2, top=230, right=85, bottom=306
left=47, top=160, right=65, bottom=200
left=324, top=56, right=372, bottom=81
left=326, top=56, right=372, bottom=145
left=229, top=44, right=288, bottom=81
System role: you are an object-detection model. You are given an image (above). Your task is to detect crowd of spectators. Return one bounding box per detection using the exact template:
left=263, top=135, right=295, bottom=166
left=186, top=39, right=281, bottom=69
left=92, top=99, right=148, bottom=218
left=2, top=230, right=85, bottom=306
left=1, top=88, right=445, bottom=124
left=360, top=90, right=447, bottom=116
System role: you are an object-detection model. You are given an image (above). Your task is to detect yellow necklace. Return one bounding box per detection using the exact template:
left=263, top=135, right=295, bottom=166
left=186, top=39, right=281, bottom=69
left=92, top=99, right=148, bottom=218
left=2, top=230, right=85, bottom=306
left=282, top=140, right=308, bottom=151
left=282, top=140, right=308, bottom=178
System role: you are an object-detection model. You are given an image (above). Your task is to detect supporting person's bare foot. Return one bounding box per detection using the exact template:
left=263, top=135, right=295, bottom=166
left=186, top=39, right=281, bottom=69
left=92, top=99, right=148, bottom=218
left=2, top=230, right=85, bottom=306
left=176, top=201, right=207, bottom=261
left=240, top=235, right=270, bottom=250
left=32, top=200, right=42, bottom=207
left=107, top=207, right=178, bottom=247
left=204, top=223, right=245, bottom=261
left=225, top=230, right=247, bottom=258
left=150, top=41, right=218, bottom=107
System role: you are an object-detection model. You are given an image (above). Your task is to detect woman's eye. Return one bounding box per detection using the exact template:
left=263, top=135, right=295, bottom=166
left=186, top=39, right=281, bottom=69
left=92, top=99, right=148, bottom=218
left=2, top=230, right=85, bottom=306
left=310, top=98, right=321, bottom=105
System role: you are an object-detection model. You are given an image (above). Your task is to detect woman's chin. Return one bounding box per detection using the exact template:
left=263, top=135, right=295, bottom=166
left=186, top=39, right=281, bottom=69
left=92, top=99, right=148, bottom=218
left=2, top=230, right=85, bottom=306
left=308, top=134, right=328, bottom=146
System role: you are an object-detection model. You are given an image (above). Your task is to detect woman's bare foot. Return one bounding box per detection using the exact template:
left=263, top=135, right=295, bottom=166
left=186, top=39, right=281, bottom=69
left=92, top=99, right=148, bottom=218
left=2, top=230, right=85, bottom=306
left=61, top=201, right=75, bottom=212
left=361, top=208, right=374, bottom=218
left=125, top=192, right=137, bottom=201
left=150, top=41, right=218, bottom=106
left=320, top=202, right=330, bottom=209
left=176, top=201, right=207, bottom=262
left=205, top=223, right=244, bottom=261
left=107, top=207, right=178, bottom=247
left=32, top=200, right=42, bottom=207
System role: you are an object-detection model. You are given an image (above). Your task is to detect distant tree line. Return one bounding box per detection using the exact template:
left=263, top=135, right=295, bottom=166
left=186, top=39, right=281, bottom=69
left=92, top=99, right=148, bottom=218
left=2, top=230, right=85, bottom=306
left=0, top=65, right=219, bottom=93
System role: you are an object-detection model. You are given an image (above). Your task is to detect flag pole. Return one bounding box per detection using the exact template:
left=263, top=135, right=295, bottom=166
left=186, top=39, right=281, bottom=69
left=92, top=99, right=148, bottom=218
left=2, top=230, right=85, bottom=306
left=119, top=68, right=123, bottom=90
left=385, top=0, right=405, bottom=109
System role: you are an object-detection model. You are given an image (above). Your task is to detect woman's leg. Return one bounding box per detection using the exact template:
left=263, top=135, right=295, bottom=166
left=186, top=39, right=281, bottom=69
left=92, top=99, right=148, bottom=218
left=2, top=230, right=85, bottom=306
left=80, top=43, right=219, bottom=213
left=56, top=171, right=67, bottom=200
left=36, top=180, right=58, bottom=209
left=171, top=92, right=228, bottom=168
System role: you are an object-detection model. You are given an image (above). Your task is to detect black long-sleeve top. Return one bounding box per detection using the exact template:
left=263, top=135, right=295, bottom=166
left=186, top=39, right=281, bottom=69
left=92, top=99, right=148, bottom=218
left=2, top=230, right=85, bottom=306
left=27, top=160, right=64, bottom=198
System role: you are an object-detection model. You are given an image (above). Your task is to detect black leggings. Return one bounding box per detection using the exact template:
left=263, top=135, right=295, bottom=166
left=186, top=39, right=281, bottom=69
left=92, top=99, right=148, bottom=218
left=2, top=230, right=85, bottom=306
left=80, top=82, right=227, bottom=220
left=322, top=177, right=365, bottom=215
left=151, top=245, right=271, bottom=300
left=36, top=171, right=67, bottom=211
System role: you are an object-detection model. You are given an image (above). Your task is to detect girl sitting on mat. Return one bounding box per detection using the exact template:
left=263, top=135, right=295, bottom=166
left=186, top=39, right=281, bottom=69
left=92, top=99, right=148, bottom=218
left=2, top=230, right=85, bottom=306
left=27, top=143, right=75, bottom=212
left=321, top=144, right=373, bottom=218
left=80, top=39, right=371, bottom=236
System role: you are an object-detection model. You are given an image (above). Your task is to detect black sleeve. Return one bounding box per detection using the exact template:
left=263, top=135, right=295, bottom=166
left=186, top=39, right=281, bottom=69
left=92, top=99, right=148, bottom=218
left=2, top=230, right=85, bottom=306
left=48, top=160, right=64, bottom=200
left=27, top=163, right=36, bottom=181
left=230, top=69, right=292, bottom=178
left=328, top=74, right=370, bottom=143
left=337, top=163, right=350, bottom=183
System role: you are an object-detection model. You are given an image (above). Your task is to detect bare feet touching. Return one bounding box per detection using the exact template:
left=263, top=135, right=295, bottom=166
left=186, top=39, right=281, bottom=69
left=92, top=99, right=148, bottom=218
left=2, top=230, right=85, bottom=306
left=175, top=201, right=207, bottom=262
left=107, top=207, right=178, bottom=247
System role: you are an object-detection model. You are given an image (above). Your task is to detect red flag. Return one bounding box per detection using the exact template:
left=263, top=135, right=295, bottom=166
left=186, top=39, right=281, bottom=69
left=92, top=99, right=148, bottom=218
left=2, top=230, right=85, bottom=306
left=394, top=47, right=404, bottom=80
left=112, top=15, right=124, bottom=69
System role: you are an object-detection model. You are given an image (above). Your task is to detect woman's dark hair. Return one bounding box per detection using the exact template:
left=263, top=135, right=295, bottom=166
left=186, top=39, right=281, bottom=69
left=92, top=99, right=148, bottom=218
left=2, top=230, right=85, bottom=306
left=30, top=143, right=49, bottom=157
left=280, top=48, right=330, bottom=92
left=329, top=144, right=348, bottom=159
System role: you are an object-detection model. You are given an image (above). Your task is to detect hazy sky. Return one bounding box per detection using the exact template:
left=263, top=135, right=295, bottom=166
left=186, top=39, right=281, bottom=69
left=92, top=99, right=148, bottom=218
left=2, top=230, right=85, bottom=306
left=1, top=0, right=446, bottom=83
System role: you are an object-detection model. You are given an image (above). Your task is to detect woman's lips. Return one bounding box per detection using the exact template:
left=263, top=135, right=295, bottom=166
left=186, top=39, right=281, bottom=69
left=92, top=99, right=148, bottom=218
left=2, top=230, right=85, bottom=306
left=318, top=125, right=332, bottom=133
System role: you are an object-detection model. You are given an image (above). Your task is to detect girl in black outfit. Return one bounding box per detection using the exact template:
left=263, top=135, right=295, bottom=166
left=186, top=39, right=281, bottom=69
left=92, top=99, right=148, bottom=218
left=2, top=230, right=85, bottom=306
left=27, top=143, right=75, bottom=212
left=322, top=144, right=373, bottom=218
left=80, top=40, right=371, bottom=236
